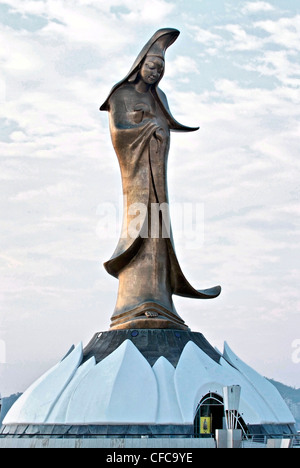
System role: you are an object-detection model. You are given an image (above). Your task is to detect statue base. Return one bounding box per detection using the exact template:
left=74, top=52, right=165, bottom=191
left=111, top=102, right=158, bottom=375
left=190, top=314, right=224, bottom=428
left=83, top=328, right=220, bottom=367
left=1, top=328, right=295, bottom=437
left=109, top=301, right=189, bottom=331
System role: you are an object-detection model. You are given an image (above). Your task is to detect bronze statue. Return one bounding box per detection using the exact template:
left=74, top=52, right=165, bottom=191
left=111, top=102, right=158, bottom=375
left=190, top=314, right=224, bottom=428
left=100, top=28, right=221, bottom=330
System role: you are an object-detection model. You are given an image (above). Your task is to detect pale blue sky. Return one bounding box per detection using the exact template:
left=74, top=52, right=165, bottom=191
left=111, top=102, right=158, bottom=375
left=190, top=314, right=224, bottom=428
left=0, top=0, right=299, bottom=395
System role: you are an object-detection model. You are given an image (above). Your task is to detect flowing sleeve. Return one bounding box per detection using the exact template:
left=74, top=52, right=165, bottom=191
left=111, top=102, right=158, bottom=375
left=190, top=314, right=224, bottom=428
left=154, top=87, right=199, bottom=132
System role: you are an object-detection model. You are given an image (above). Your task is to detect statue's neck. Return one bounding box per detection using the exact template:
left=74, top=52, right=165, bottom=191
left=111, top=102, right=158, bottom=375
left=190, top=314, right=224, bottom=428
left=135, top=80, right=151, bottom=94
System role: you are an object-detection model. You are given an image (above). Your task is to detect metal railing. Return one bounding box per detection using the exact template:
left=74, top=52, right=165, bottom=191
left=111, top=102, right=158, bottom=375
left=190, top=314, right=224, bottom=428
left=1, top=430, right=299, bottom=445
left=0, top=433, right=212, bottom=439
left=241, top=433, right=300, bottom=448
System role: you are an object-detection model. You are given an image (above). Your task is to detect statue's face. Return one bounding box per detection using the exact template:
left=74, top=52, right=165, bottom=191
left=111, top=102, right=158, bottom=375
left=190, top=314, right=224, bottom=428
left=140, top=56, right=164, bottom=85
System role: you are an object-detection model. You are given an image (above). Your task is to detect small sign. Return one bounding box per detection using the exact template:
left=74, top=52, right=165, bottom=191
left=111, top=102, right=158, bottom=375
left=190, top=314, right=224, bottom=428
left=200, top=417, right=211, bottom=434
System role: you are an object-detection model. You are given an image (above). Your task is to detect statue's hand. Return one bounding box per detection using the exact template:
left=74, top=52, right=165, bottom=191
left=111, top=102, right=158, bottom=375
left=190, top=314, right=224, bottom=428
left=132, top=103, right=151, bottom=124
left=129, top=121, right=158, bottom=152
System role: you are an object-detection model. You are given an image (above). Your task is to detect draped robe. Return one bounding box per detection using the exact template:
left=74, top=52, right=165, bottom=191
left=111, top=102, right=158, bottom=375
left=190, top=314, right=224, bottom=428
left=102, top=84, right=221, bottom=329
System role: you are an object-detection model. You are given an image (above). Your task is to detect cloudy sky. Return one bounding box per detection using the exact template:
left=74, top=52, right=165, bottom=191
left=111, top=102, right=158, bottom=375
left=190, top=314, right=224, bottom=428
left=0, top=0, right=299, bottom=396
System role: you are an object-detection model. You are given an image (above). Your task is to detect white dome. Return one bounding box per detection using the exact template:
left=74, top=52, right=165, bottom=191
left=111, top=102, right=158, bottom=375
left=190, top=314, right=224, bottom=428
left=3, top=337, right=295, bottom=427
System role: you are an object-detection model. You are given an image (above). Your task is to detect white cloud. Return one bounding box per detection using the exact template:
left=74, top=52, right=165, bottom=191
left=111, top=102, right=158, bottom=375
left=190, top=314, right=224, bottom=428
left=280, top=203, right=300, bottom=216
left=11, top=181, right=81, bottom=201
left=9, top=131, right=28, bottom=142
left=222, top=23, right=265, bottom=51
left=242, top=1, right=275, bottom=14
left=244, top=49, right=300, bottom=87
left=0, top=254, right=23, bottom=269
left=4, top=0, right=174, bottom=48
left=255, top=15, right=300, bottom=51
left=117, top=0, right=174, bottom=24
left=39, top=9, right=127, bottom=51
left=167, top=55, right=200, bottom=78
left=1, top=0, right=300, bottom=393
left=0, top=29, right=42, bottom=73
left=2, top=0, right=136, bottom=56
left=191, top=25, right=224, bottom=47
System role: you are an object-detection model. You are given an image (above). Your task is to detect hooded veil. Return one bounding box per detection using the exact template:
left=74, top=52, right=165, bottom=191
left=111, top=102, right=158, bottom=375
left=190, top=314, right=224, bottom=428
left=100, top=28, right=221, bottom=330
left=100, top=28, right=198, bottom=131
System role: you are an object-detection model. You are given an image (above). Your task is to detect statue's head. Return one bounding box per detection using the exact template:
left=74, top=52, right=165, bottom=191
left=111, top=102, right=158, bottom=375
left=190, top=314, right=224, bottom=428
left=130, top=55, right=164, bottom=86
left=100, top=28, right=179, bottom=110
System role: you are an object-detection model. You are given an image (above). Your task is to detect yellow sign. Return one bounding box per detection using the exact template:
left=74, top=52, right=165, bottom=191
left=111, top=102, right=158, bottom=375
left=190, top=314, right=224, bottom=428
left=200, top=417, right=211, bottom=434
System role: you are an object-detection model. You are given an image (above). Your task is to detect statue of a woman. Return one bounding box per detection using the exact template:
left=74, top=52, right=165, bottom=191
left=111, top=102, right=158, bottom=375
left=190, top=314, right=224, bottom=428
left=100, top=28, right=221, bottom=330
